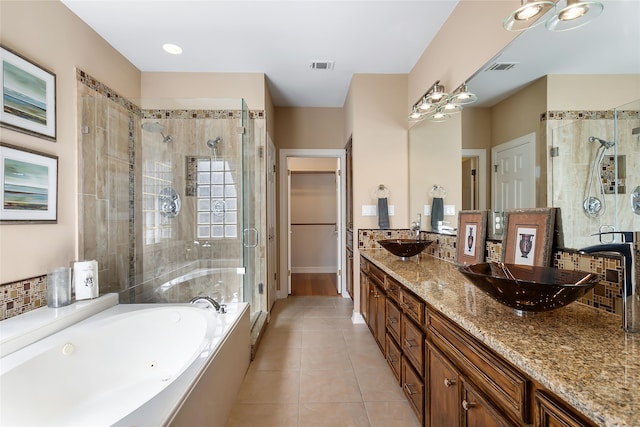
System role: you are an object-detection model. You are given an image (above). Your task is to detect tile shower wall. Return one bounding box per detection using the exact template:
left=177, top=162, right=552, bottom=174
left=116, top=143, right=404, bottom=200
left=358, top=229, right=626, bottom=316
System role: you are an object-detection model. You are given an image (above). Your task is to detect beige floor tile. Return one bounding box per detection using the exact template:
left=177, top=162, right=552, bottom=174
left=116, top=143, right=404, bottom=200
left=299, top=402, right=371, bottom=427
left=354, top=367, right=406, bottom=402
left=300, top=369, right=362, bottom=403
left=301, top=347, right=353, bottom=371
left=304, top=306, right=342, bottom=318
left=236, top=370, right=300, bottom=403
left=226, top=403, right=298, bottom=427
left=347, top=345, right=389, bottom=372
left=251, top=345, right=302, bottom=371
left=298, top=296, right=339, bottom=307
left=303, top=316, right=355, bottom=331
left=364, top=401, right=421, bottom=427
left=302, top=330, right=348, bottom=349
left=268, top=315, right=306, bottom=331
left=260, top=329, right=303, bottom=349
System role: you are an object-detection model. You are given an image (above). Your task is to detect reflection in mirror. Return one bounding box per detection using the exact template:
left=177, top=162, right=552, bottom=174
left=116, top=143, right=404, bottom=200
left=409, top=1, right=640, bottom=248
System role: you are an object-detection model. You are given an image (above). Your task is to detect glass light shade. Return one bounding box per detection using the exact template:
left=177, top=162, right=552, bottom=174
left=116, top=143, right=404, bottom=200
left=546, top=0, right=603, bottom=31
left=450, top=83, right=478, bottom=105
left=408, top=106, right=425, bottom=122
left=418, top=96, right=434, bottom=111
left=503, top=0, right=556, bottom=31
left=442, top=100, right=463, bottom=114
left=427, top=108, right=450, bottom=123
left=427, top=83, right=447, bottom=101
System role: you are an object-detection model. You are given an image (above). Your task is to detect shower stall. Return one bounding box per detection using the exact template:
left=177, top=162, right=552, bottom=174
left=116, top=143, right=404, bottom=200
left=550, top=98, right=640, bottom=249
left=78, top=89, right=265, bottom=328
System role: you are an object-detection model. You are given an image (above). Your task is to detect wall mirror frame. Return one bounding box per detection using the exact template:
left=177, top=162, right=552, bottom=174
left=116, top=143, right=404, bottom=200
left=409, top=0, right=640, bottom=250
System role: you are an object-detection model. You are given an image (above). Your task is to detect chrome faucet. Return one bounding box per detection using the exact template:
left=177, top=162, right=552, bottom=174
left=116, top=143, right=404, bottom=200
left=190, top=296, right=226, bottom=313
left=579, top=232, right=638, bottom=333
left=411, top=213, right=422, bottom=239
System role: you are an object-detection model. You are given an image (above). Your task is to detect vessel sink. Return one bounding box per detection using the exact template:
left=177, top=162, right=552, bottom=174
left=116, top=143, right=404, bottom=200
left=459, top=262, right=599, bottom=312
left=377, top=239, right=433, bottom=258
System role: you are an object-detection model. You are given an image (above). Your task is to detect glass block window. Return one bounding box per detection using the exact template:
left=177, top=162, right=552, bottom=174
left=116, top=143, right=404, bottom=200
left=196, top=158, right=238, bottom=239
left=142, top=160, right=175, bottom=245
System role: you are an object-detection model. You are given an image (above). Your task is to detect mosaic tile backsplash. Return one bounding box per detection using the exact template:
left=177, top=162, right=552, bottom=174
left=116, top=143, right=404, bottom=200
left=1, top=275, right=47, bottom=321
left=358, top=228, right=626, bottom=316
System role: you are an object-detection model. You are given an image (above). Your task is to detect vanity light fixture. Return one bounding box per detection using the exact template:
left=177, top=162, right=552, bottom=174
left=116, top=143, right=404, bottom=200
left=546, top=0, right=604, bottom=31
left=162, top=43, right=183, bottom=55
left=503, top=0, right=557, bottom=31
left=407, top=81, right=477, bottom=122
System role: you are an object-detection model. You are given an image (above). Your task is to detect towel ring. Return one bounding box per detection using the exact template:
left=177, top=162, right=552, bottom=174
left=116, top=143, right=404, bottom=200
left=430, top=185, right=446, bottom=198
left=373, top=184, right=390, bottom=199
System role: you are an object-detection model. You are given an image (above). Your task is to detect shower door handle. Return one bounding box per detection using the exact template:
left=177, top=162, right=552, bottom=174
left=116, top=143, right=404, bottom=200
left=243, top=228, right=259, bottom=248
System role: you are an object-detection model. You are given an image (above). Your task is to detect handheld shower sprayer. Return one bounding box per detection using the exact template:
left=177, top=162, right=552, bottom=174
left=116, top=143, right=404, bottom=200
left=206, top=137, right=222, bottom=159
left=588, top=136, right=615, bottom=149
left=583, top=136, right=614, bottom=217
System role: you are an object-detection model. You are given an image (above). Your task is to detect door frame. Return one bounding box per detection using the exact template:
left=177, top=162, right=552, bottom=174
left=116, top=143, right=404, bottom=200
left=461, top=149, right=487, bottom=210
left=278, top=148, right=346, bottom=299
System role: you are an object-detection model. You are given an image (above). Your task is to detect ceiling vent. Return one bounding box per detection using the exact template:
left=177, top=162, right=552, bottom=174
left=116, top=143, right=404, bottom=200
left=486, top=62, right=518, bottom=71
left=310, top=61, right=335, bottom=70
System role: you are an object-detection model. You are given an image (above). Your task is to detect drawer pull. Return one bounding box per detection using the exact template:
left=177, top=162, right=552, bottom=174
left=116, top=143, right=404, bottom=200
left=462, top=400, right=476, bottom=411
left=404, top=383, right=418, bottom=396
left=443, top=378, right=456, bottom=388
left=388, top=354, right=396, bottom=363
left=403, top=338, right=417, bottom=349
left=387, top=317, right=398, bottom=324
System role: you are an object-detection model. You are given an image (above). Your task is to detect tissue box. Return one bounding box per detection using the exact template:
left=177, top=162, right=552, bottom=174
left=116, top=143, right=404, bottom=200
left=73, top=260, right=99, bottom=300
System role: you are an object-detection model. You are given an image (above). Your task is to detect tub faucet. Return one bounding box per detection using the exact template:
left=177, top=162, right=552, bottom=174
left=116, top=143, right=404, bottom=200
left=411, top=213, right=422, bottom=239
left=579, top=232, right=638, bottom=333
left=190, top=296, right=226, bottom=313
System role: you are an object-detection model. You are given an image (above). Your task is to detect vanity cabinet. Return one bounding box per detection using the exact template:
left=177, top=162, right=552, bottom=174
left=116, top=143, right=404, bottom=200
left=360, top=253, right=603, bottom=427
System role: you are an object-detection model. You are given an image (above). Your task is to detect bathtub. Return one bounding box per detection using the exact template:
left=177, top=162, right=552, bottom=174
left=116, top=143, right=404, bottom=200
left=0, top=296, right=249, bottom=426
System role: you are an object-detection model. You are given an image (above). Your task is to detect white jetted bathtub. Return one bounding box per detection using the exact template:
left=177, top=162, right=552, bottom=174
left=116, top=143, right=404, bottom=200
left=0, top=295, right=249, bottom=426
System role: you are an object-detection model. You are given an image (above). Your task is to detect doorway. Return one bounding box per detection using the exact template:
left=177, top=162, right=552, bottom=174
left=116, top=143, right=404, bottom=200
left=278, top=149, right=346, bottom=299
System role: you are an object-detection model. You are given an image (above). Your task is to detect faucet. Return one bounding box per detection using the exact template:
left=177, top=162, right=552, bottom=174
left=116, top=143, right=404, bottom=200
left=411, top=213, right=422, bottom=239
left=190, top=296, right=226, bottom=313
left=579, top=232, right=638, bottom=333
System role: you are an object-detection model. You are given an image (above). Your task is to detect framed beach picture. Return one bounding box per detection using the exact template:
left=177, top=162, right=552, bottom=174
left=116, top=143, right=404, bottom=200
left=456, top=210, right=488, bottom=266
left=502, top=208, right=556, bottom=267
left=1, top=46, right=56, bottom=141
left=0, top=143, right=58, bottom=223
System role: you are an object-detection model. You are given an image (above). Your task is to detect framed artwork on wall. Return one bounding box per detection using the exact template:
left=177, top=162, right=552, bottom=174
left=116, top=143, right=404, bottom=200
left=0, top=143, right=58, bottom=223
left=456, top=210, right=488, bottom=266
left=1, top=46, right=56, bottom=141
left=502, top=208, right=557, bottom=267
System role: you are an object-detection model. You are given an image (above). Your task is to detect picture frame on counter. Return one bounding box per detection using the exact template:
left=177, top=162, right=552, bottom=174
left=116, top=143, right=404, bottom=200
left=502, top=208, right=557, bottom=267
left=1, top=46, right=56, bottom=141
left=0, top=142, right=58, bottom=223
left=456, top=210, right=488, bottom=266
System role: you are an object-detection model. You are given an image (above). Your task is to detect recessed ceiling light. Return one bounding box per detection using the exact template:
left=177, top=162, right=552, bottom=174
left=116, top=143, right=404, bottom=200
left=162, top=43, right=183, bottom=55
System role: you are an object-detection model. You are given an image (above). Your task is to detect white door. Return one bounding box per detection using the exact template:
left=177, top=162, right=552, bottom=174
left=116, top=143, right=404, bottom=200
left=492, top=133, right=535, bottom=211
left=334, top=165, right=342, bottom=294
left=266, top=136, right=277, bottom=311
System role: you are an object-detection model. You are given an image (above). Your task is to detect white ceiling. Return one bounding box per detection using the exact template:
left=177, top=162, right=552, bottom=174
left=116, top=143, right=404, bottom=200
left=61, top=0, right=639, bottom=109
left=61, top=0, right=459, bottom=108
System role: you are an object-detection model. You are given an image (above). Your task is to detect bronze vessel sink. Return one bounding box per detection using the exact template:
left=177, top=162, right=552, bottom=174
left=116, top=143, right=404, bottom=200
left=377, top=239, right=433, bottom=259
left=459, top=262, right=599, bottom=312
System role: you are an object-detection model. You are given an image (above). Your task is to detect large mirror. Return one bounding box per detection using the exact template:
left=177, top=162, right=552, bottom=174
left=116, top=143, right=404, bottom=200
left=409, top=0, right=640, bottom=249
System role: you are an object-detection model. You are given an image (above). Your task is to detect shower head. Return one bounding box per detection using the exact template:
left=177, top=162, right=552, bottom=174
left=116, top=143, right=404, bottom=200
left=206, top=137, right=222, bottom=149
left=588, top=136, right=614, bottom=149
left=141, top=122, right=172, bottom=143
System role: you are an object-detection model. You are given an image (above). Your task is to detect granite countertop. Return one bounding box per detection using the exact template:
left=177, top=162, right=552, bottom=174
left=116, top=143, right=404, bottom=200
left=360, top=249, right=640, bottom=427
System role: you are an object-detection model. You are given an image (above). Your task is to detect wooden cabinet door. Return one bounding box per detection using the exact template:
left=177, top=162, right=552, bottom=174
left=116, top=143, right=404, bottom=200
left=360, top=268, right=368, bottom=321
left=346, top=247, right=353, bottom=298
left=367, top=278, right=377, bottom=333
left=461, top=378, right=513, bottom=427
left=428, top=343, right=459, bottom=427
left=374, top=285, right=387, bottom=346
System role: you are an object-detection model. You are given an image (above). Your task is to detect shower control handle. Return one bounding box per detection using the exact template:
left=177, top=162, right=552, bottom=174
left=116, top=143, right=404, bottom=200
left=243, top=228, right=259, bottom=248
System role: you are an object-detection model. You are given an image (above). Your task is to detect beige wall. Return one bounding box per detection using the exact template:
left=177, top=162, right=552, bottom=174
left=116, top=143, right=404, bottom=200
left=141, top=72, right=266, bottom=111
left=547, top=74, right=640, bottom=110
left=0, top=0, right=141, bottom=283
left=274, top=107, right=344, bottom=150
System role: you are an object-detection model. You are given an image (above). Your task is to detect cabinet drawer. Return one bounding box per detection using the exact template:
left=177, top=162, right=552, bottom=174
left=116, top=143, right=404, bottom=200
left=534, top=390, right=596, bottom=427
left=385, top=333, right=401, bottom=385
left=401, top=316, right=424, bottom=375
left=386, top=299, right=401, bottom=343
left=427, top=311, right=529, bottom=425
left=400, top=288, right=424, bottom=325
left=402, top=356, right=424, bottom=425
left=385, top=276, right=401, bottom=302
left=369, top=262, right=386, bottom=283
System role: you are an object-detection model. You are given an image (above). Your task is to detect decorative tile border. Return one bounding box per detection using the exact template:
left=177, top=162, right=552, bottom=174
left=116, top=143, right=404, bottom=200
left=1, top=275, right=47, bottom=321
left=76, top=69, right=141, bottom=115
left=142, top=109, right=265, bottom=120
left=541, top=110, right=640, bottom=122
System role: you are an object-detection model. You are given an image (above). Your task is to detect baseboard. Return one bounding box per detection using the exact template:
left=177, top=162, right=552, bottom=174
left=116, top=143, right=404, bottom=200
left=351, top=312, right=365, bottom=324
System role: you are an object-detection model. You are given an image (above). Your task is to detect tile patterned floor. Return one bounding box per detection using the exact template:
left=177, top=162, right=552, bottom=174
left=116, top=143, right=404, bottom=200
left=226, top=296, right=420, bottom=427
